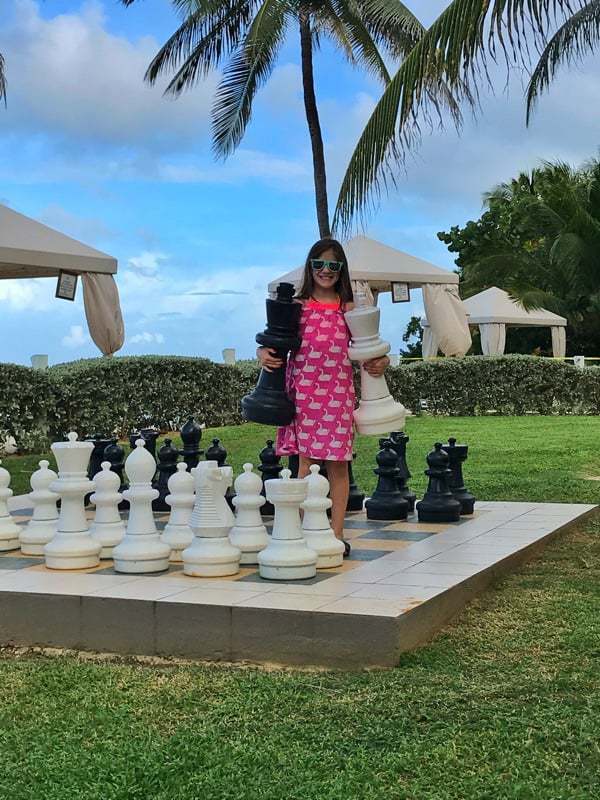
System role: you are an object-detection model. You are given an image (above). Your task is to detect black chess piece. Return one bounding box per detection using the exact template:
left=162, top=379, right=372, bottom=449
left=206, top=438, right=235, bottom=510
left=365, top=439, right=409, bottom=521
left=85, top=434, right=113, bottom=505
left=442, top=437, right=476, bottom=515
left=287, top=454, right=300, bottom=478
left=241, top=282, right=302, bottom=425
left=258, top=439, right=283, bottom=515
left=179, top=416, right=203, bottom=471
left=346, top=454, right=365, bottom=512
left=416, top=442, right=461, bottom=523
left=129, top=428, right=159, bottom=461
left=389, top=431, right=416, bottom=513
left=103, top=438, right=129, bottom=511
left=152, top=438, right=180, bottom=512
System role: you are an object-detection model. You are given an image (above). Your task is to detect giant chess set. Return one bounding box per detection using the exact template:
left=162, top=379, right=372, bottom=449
left=0, top=427, right=594, bottom=667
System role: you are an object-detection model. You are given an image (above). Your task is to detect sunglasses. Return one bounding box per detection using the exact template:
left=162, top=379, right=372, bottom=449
left=310, top=259, right=343, bottom=273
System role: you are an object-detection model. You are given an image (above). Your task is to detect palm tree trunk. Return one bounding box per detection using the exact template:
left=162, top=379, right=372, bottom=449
left=299, top=9, right=331, bottom=239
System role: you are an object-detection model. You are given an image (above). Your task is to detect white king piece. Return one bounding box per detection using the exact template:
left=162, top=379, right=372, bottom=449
left=344, top=290, right=406, bottom=435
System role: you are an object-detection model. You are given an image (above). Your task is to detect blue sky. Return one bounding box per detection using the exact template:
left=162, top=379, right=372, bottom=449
left=1, top=0, right=599, bottom=365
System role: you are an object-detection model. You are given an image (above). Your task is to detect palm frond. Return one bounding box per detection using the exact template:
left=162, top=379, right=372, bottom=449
left=333, top=0, right=574, bottom=232
left=354, top=0, right=425, bottom=57
left=212, top=0, right=289, bottom=157
left=146, top=0, right=257, bottom=91
left=526, top=0, right=600, bottom=121
left=326, top=0, right=391, bottom=82
left=0, top=53, right=6, bottom=105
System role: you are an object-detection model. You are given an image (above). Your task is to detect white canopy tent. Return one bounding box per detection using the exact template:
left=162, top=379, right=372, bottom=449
left=268, top=235, right=471, bottom=356
left=422, top=286, right=567, bottom=357
left=0, top=203, right=124, bottom=356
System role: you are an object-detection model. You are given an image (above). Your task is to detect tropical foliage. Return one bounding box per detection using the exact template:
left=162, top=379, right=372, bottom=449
left=334, top=0, right=600, bottom=230
left=0, top=53, right=6, bottom=103
left=121, top=0, right=428, bottom=237
left=437, top=158, right=600, bottom=356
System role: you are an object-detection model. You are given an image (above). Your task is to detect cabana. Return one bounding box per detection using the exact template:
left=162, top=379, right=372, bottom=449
left=0, top=203, right=124, bottom=355
left=268, top=235, right=471, bottom=356
left=422, top=286, right=567, bottom=357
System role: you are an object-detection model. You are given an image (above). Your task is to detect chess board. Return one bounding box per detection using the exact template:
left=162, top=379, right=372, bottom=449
left=1, top=507, right=453, bottom=584
left=1, top=501, right=594, bottom=668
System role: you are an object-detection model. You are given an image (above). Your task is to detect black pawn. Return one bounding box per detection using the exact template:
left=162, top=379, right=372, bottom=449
left=347, top=454, right=365, bottom=512
left=258, top=439, right=283, bottom=516
left=206, top=438, right=235, bottom=510
left=365, top=439, right=409, bottom=521
left=389, top=431, right=416, bottom=513
left=442, top=437, right=476, bottom=515
left=87, top=434, right=112, bottom=482
left=128, top=429, right=159, bottom=461
left=180, top=416, right=203, bottom=471
left=152, top=438, right=180, bottom=512
left=287, top=454, right=300, bottom=478
left=416, top=443, right=461, bottom=523
left=103, top=438, right=129, bottom=511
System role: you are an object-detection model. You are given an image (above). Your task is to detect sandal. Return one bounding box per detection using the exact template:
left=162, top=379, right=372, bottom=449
left=342, top=539, right=351, bottom=558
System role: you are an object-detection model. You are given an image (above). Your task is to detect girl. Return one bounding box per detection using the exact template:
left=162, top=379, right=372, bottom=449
left=258, top=238, right=389, bottom=556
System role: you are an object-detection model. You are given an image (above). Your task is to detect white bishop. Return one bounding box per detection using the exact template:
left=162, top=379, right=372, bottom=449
left=20, top=459, right=59, bottom=555
left=229, top=463, right=269, bottom=565
left=112, top=440, right=171, bottom=573
left=301, top=465, right=344, bottom=568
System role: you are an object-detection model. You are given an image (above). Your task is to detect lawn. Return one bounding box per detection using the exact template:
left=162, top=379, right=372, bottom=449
left=1, top=416, right=599, bottom=799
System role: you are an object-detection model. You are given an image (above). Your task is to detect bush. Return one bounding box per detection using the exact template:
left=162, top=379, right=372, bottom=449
left=0, top=363, right=55, bottom=452
left=388, top=355, right=600, bottom=415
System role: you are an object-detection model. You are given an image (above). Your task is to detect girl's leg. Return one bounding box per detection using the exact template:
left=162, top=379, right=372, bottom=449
left=324, top=460, right=349, bottom=540
left=298, top=454, right=319, bottom=478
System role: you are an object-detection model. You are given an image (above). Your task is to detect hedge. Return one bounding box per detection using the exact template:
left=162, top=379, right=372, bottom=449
left=1, top=354, right=599, bottom=452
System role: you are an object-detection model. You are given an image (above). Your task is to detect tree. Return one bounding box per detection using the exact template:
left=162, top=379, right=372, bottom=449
left=399, top=314, right=423, bottom=357
left=0, top=53, right=6, bottom=104
left=333, top=0, right=599, bottom=231
left=437, top=158, right=600, bottom=356
left=121, top=0, right=427, bottom=238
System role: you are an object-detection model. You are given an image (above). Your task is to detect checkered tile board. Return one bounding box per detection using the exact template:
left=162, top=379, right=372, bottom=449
left=0, top=508, right=464, bottom=586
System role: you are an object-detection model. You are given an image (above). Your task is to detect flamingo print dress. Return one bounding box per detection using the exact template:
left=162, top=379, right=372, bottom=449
left=276, top=298, right=355, bottom=462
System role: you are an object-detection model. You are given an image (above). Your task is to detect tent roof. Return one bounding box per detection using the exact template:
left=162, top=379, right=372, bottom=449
left=462, top=287, right=567, bottom=327
left=267, top=235, right=458, bottom=294
left=0, top=203, right=117, bottom=279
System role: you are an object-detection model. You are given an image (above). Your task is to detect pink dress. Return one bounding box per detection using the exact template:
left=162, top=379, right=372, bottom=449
left=276, top=298, right=355, bottom=462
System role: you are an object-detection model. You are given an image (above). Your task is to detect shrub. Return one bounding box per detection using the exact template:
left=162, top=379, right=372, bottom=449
left=0, top=363, right=55, bottom=451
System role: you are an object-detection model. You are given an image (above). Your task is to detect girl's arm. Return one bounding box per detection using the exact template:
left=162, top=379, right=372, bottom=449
left=364, top=355, right=390, bottom=376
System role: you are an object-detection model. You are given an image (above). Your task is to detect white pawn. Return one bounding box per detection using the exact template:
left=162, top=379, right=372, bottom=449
left=89, top=462, right=126, bottom=559
left=20, top=460, right=59, bottom=555
left=229, top=463, right=269, bottom=565
left=44, top=432, right=102, bottom=569
left=112, top=440, right=171, bottom=573
left=0, top=459, right=20, bottom=552
left=258, top=468, right=317, bottom=580
left=161, top=462, right=194, bottom=562
left=302, top=465, right=344, bottom=568
left=183, top=460, right=241, bottom=577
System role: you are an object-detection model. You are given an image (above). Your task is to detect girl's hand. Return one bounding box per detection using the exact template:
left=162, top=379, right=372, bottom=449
left=363, top=355, right=389, bottom=377
left=257, top=347, right=284, bottom=372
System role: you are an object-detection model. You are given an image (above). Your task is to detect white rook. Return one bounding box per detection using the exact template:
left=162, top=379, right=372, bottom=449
left=344, top=291, right=406, bottom=435
left=44, top=432, right=101, bottom=569
left=258, top=468, right=317, bottom=580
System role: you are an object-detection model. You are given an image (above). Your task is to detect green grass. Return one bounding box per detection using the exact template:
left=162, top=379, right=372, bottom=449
left=1, top=416, right=600, bottom=798
left=4, top=416, right=600, bottom=503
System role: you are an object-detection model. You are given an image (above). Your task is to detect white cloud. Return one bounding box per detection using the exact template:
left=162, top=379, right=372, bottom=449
left=128, top=251, right=168, bottom=276
left=62, top=324, right=89, bottom=348
left=2, top=0, right=217, bottom=151
left=0, top=278, right=56, bottom=311
left=129, top=331, right=165, bottom=344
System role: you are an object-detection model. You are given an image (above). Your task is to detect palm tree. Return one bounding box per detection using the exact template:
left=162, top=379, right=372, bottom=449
left=121, top=0, right=428, bottom=237
left=333, top=0, right=598, bottom=232
left=0, top=53, right=6, bottom=104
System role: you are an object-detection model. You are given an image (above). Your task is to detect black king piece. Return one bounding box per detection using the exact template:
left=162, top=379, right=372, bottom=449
left=241, top=282, right=302, bottom=426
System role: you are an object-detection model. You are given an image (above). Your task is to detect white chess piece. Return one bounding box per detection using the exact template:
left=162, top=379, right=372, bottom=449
left=112, top=440, right=171, bottom=573
left=161, top=462, right=194, bottom=562
left=301, top=465, right=344, bottom=568
left=183, top=460, right=241, bottom=577
left=20, top=460, right=59, bottom=555
left=219, top=465, right=235, bottom=527
left=0, top=459, right=20, bottom=551
left=89, top=462, right=126, bottom=559
left=44, top=432, right=102, bottom=569
left=344, top=290, right=406, bottom=435
left=258, top=468, right=317, bottom=580
left=229, top=463, right=269, bottom=565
